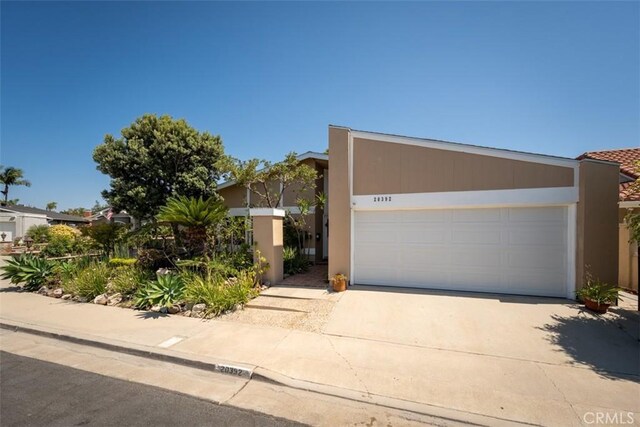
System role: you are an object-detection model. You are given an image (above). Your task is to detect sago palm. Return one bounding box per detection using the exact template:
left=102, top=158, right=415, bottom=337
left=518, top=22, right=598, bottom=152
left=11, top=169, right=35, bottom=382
left=157, top=196, right=228, bottom=255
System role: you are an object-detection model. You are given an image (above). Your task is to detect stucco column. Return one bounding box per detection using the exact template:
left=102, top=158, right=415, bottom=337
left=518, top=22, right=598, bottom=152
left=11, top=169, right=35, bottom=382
left=250, top=208, right=285, bottom=285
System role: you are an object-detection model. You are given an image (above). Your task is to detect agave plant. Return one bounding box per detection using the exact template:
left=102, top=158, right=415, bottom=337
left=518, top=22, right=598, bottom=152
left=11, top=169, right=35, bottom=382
left=1, top=255, right=54, bottom=291
left=134, top=273, right=185, bottom=309
left=157, top=195, right=228, bottom=255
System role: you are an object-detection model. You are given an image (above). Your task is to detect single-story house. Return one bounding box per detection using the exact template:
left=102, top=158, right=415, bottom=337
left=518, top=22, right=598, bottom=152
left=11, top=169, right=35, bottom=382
left=89, top=208, right=135, bottom=226
left=218, top=152, right=329, bottom=263
left=0, top=205, right=89, bottom=240
left=328, top=126, right=619, bottom=299
left=577, top=148, right=639, bottom=292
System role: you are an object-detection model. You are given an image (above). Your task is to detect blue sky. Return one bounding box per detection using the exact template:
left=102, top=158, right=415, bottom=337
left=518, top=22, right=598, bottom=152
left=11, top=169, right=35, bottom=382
left=1, top=1, right=638, bottom=211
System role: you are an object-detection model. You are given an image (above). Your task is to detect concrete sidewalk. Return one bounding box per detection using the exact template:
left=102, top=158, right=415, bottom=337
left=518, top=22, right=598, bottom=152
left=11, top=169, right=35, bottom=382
left=1, top=288, right=639, bottom=427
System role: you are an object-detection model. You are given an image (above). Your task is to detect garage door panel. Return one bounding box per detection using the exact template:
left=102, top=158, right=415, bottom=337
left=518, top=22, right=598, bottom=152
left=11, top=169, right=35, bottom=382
left=401, top=247, right=450, bottom=265
left=354, top=206, right=569, bottom=297
left=508, top=228, right=566, bottom=246
left=452, top=229, right=501, bottom=245
left=507, top=206, right=566, bottom=222
left=453, top=208, right=502, bottom=223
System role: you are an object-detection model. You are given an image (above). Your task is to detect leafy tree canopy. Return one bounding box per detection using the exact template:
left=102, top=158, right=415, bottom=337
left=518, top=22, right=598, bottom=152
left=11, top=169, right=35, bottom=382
left=220, top=152, right=317, bottom=208
left=93, top=114, right=225, bottom=220
left=61, top=207, right=87, bottom=216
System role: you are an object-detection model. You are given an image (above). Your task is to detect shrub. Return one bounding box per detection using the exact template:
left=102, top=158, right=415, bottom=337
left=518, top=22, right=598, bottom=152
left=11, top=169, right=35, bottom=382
left=137, top=248, right=175, bottom=271
left=63, top=262, right=109, bottom=298
left=49, top=224, right=79, bottom=241
left=109, top=267, right=149, bottom=296
left=109, top=258, right=138, bottom=268
left=283, top=246, right=310, bottom=275
left=134, top=274, right=185, bottom=309
left=25, top=225, right=50, bottom=243
left=42, top=236, right=74, bottom=257
left=183, top=270, right=259, bottom=316
left=0, top=255, right=55, bottom=291
left=80, top=223, right=128, bottom=256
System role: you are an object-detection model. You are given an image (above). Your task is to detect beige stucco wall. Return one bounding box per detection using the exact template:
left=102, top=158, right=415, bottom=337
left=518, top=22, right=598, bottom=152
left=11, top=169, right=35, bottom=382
left=219, top=186, right=247, bottom=208
left=576, top=160, right=620, bottom=290
left=328, top=126, right=350, bottom=280
left=618, top=207, right=639, bottom=291
left=353, top=138, right=575, bottom=195
left=252, top=215, right=284, bottom=284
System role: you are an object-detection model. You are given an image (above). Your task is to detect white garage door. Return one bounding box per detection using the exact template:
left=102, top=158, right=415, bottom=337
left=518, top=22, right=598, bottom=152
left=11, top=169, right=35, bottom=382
left=353, top=206, right=569, bottom=297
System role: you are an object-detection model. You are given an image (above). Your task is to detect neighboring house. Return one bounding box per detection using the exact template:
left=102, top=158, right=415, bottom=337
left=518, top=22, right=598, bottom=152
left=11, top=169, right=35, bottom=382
left=0, top=205, right=89, bottom=240
left=328, top=126, right=619, bottom=299
left=218, top=152, right=329, bottom=262
left=89, top=208, right=135, bottom=226
left=577, top=148, right=639, bottom=292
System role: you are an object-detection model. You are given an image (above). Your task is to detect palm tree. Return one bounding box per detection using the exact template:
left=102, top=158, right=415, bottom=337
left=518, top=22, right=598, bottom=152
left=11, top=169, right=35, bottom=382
left=0, top=166, right=31, bottom=206
left=46, top=201, right=57, bottom=211
left=157, top=195, right=228, bottom=256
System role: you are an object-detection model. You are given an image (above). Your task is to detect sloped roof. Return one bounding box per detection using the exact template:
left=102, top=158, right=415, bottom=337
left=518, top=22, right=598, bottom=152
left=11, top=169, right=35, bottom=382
left=0, top=205, right=89, bottom=222
left=577, top=148, right=640, bottom=202
left=577, top=148, right=640, bottom=179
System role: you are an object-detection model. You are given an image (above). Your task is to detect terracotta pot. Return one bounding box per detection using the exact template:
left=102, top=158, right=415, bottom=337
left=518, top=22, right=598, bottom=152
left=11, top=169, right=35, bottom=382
left=332, top=278, right=347, bottom=292
left=584, top=298, right=610, bottom=314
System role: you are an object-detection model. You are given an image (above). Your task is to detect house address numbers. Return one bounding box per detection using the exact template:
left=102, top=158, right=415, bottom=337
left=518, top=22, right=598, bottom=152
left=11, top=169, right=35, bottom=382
left=373, top=196, right=392, bottom=202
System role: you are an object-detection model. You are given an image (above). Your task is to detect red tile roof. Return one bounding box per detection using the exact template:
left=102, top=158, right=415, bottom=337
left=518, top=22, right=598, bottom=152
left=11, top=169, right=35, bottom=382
left=578, top=148, right=640, bottom=202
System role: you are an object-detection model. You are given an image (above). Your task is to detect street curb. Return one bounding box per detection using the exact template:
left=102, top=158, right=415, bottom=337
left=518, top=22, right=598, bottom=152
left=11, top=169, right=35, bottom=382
left=1, top=318, right=536, bottom=427
left=0, top=320, right=254, bottom=379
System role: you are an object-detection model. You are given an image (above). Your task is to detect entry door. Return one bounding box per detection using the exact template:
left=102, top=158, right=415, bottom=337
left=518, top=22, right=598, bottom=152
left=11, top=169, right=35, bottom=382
left=353, top=206, right=568, bottom=297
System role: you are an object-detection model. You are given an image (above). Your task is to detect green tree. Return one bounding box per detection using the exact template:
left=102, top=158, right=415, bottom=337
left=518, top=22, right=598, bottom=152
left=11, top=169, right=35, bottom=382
left=80, top=223, right=128, bottom=256
left=221, top=153, right=320, bottom=255
left=46, top=201, right=57, bottom=211
left=61, top=207, right=87, bottom=217
left=92, top=200, right=109, bottom=213
left=0, top=166, right=31, bottom=206
left=221, top=152, right=317, bottom=209
left=157, top=195, right=228, bottom=257
left=93, top=114, right=225, bottom=220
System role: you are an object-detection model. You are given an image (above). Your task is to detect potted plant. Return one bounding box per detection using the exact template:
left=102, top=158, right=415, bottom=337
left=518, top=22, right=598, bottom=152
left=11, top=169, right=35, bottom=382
left=331, top=273, right=348, bottom=292
left=577, top=276, right=621, bottom=314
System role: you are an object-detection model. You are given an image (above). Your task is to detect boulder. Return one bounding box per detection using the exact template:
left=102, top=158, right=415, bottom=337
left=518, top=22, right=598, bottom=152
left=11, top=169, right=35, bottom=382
left=52, top=288, right=63, bottom=298
left=107, top=293, right=123, bottom=306
left=192, top=303, right=206, bottom=314
left=93, top=294, right=108, bottom=305
left=167, top=305, right=181, bottom=314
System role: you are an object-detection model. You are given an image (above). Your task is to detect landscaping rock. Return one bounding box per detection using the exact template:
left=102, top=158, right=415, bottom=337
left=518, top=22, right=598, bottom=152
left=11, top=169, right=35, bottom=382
left=52, top=288, right=63, bottom=298
left=93, top=294, right=108, bottom=305
left=107, top=293, right=123, bottom=306
left=150, top=305, right=168, bottom=314
left=77, top=296, right=88, bottom=303
left=167, top=305, right=181, bottom=314
left=37, top=286, right=49, bottom=295
left=184, top=302, right=194, bottom=311
left=46, top=289, right=56, bottom=297
left=61, top=294, right=72, bottom=300
left=192, top=303, right=206, bottom=314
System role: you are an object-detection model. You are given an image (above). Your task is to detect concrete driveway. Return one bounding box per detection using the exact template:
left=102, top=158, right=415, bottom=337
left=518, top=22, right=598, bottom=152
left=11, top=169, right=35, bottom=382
left=325, top=286, right=639, bottom=375
left=322, top=286, right=640, bottom=425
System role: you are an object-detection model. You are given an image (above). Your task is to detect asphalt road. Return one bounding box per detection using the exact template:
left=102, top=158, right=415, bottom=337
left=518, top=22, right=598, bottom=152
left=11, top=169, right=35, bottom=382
left=0, top=351, right=304, bottom=427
